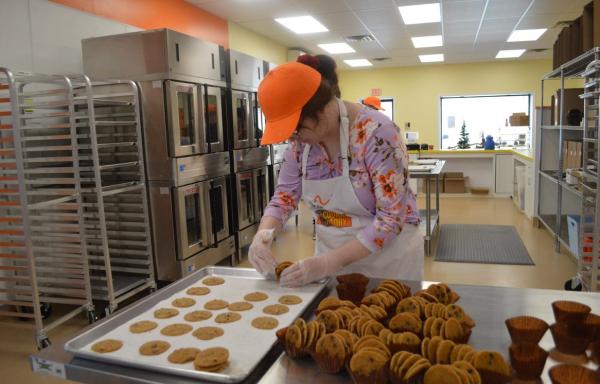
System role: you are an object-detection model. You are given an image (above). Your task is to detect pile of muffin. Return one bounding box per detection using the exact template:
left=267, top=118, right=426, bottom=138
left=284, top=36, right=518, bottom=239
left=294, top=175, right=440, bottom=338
left=506, top=300, right=600, bottom=383
left=275, top=275, right=512, bottom=384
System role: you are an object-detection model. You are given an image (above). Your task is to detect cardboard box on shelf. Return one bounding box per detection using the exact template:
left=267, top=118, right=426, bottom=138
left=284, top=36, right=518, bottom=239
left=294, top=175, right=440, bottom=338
left=509, top=112, right=529, bottom=126
left=443, top=172, right=466, bottom=194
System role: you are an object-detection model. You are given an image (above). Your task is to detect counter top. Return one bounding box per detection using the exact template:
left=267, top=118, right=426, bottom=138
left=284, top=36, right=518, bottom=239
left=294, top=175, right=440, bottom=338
left=31, top=279, right=599, bottom=384
left=408, top=148, right=534, bottom=162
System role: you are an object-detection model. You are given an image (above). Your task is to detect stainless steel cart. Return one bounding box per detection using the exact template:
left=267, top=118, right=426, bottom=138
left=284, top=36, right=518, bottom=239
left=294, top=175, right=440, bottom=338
left=0, top=68, right=95, bottom=349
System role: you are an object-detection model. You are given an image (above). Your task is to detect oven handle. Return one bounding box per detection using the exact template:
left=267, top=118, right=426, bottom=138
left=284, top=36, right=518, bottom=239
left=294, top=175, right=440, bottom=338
left=200, top=182, right=212, bottom=248
left=208, top=180, right=219, bottom=248
left=196, top=84, right=207, bottom=154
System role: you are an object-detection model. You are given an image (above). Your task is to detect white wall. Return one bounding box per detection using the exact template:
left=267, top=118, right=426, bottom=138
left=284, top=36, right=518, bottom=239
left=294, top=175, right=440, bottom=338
left=0, top=0, right=141, bottom=74
left=0, top=0, right=141, bottom=299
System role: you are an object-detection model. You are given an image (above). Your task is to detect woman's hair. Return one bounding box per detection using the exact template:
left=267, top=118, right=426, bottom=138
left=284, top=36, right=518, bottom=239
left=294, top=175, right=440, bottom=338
left=297, top=54, right=340, bottom=97
left=296, top=54, right=340, bottom=121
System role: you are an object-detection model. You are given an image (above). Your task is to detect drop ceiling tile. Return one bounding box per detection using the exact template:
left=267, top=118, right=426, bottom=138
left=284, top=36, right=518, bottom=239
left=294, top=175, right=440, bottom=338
left=315, top=11, right=365, bottom=31
left=355, top=8, right=403, bottom=29
left=444, top=21, right=480, bottom=37
left=443, top=0, right=486, bottom=23
left=298, top=0, right=349, bottom=13
left=479, top=17, right=519, bottom=33
left=485, top=0, right=530, bottom=20
left=346, top=0, right=398, bottom=11
left=517, top=14, right=571, bottom=29
left=403, top=23, right=443, bottom=36
left=529, top=0, right=588, bottom=15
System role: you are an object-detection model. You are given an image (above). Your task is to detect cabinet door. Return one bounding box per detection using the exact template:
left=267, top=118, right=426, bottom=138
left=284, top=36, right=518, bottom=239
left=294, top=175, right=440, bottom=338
left=167, top=30, right=223, bottom=82
left=495, top=154, right=514, bottom=194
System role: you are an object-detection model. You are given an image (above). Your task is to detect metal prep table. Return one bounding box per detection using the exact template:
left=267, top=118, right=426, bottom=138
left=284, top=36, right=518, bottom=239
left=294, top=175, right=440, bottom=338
left=409, top=160, right=445, bottom=256
left=31, top=277, right=600, bottom=383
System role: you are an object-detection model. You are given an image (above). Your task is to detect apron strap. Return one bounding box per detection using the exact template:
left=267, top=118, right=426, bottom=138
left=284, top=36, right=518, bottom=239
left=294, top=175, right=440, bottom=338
left=337, top=99, right=350, bottom=177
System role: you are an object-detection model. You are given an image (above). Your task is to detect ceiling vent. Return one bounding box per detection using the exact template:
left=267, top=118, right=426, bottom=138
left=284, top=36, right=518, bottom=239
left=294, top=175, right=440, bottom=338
left=345, top=34, right=375, bottom=42
left=371, top=57, right=391, bottom=61
left=530, top=48, right=549, bottom=53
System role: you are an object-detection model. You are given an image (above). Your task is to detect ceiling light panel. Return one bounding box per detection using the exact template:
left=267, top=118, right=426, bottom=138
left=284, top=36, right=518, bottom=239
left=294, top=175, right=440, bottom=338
left=507, top=29, right=547, bottom=42
left=344, top=59, right=373, bottom=67
left=411, top=35, right=443, bottom=48
left=496, top=49, right=526, bottom=58
left=318, top=43, right=355, bottom=54
left=398, top=3, right=441, bottom=25
left=419, top=54, right=444, bottom=63
left=274, top=16, right=328, bottom=34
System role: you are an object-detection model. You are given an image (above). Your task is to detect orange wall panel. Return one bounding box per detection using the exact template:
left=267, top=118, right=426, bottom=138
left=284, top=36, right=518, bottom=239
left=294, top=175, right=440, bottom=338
left=50, top=0, right=229, bottom=47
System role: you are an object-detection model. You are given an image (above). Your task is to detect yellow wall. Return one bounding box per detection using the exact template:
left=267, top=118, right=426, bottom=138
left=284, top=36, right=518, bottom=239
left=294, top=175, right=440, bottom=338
left=338, top=59, right=554, bottom=146
left=228, top=22, right=287, bottom=64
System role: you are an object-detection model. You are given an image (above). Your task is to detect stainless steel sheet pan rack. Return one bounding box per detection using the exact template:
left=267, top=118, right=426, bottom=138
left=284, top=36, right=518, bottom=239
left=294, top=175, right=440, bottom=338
left=68, top=75, right=155, bottom=314
left=579, top=59, right=600, bottom=292
left=0, top=68, right=95, bottom=349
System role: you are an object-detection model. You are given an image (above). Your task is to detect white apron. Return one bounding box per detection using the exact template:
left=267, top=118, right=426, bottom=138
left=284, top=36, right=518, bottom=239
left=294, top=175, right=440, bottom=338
left=301, top=99, right=424, bottom=280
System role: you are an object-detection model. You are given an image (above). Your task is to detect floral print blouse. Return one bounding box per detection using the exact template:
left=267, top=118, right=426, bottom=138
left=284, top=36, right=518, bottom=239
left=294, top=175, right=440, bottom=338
left=263, top=106, right=420, bottom=253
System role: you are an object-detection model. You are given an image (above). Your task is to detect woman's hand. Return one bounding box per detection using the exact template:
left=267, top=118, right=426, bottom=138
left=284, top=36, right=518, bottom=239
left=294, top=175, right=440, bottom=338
left=280, top=255, right=341, bottom=287
left=248, top=229, right=277, bottom=277
left=280, top=238, right=372, bottom=287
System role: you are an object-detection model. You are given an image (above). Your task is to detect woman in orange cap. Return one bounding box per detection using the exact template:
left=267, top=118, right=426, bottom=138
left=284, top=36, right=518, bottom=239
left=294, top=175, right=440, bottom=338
left=362, top=96, right=385, bottom=111
left=248, top=54, right=422, bottom=287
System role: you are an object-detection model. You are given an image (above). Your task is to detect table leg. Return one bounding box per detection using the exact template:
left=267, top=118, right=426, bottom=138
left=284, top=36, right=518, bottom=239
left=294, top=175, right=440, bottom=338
left=426, top=176, right=431, bottom=256
left=435, top=175, right=440, bottom=215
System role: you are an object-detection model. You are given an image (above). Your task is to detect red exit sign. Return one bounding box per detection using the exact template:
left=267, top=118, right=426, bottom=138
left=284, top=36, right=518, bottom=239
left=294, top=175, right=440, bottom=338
left=371, top=88, right=382, bottom=96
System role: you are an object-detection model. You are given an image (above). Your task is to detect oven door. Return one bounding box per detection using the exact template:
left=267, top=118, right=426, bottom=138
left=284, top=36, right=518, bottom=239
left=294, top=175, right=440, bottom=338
left=235, top=171, right=255, bottom=229
left=174, top=182, right=211, bottom=259
left=209, top=176, right=230, bottom=243
left=205, top=85, right=225, bottom=152
left=231, top=90, right=252, bottom=149
left=166, top=80, right=206, bottom=157
left=254, top=166, right=270, bottom=219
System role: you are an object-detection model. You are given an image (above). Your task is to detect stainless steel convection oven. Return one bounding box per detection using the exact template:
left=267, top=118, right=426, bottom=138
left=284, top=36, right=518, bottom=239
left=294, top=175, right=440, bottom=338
left=82, top=29, right=236, bottom=282
left=226, top=50, right=274, bottom=261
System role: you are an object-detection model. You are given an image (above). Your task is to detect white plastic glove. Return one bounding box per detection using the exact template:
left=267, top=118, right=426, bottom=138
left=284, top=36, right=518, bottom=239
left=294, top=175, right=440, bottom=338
left=280, top=255, right=343, bottom=287
left=248, top=229, right=277, bottom=277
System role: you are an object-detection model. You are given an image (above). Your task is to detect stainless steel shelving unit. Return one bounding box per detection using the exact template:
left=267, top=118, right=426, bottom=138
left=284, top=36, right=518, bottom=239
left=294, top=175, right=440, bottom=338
left=538, top=48, right=600, bottom=291
left=0, top=68, right=95, bottom=348
left=577, top=59, right=600, bottom=292
left=69, top=76, right=155, bottom=313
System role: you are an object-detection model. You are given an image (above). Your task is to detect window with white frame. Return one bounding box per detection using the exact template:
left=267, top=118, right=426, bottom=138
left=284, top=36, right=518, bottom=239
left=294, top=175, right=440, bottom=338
left=440, top=94, right=532, bottom=149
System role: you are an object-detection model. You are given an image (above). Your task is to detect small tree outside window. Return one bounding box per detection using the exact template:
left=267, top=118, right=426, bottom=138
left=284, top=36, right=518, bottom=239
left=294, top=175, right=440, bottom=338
left=457, top=121, right=470, bottom=149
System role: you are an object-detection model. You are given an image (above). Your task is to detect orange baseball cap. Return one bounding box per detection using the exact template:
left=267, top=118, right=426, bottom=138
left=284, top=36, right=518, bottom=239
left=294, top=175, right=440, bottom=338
left=258, top=62, right=321, bottom=145
left=363, top=96, right=385, bottom=110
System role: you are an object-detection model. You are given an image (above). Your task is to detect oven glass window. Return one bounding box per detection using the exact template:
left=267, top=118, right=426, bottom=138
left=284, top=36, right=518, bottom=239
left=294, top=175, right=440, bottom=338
left=207, top=93, right=220, bottom=143
left=239, top=178, right=252, bottom=222
left=210, top=185, right=224, bottom=233
left=185, top=193, right=201, bottom=245
left=178, top=91, right=195, bottom=146
left=236, top=96, right=248, bottom=141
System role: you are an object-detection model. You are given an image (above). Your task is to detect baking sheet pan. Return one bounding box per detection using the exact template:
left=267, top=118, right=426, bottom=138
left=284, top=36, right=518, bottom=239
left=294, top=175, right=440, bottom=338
left=65, top=267, right=329, bottom=383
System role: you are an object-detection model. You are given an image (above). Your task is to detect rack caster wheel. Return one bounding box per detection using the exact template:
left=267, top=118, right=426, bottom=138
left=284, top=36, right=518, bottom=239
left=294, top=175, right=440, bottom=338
left=87, top=310, right=98, bottom=324
left=37, top=337, right=51, bottom=350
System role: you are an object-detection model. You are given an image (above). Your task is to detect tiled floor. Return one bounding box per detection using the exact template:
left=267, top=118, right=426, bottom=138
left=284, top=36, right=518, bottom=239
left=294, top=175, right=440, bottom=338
left=2, top=196, right=578, bottom=383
